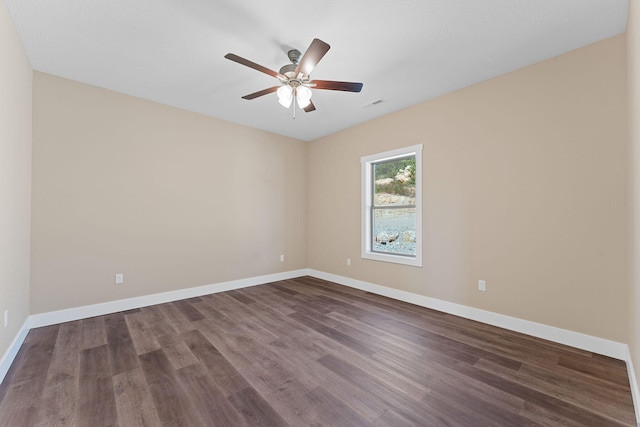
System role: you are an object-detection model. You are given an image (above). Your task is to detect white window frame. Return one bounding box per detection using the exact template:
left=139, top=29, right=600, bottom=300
left=361, top=144, right=423, bottom=267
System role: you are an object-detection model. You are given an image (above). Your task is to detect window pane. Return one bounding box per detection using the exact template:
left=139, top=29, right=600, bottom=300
left=373, top=157, right=416, bottom=207
left=372, top=207, right=416, bottom=256
left=362, top=144, right=422, bottom=267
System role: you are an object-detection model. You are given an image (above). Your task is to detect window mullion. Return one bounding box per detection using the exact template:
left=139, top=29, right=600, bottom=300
left=372, top=205, right=416, bottom=210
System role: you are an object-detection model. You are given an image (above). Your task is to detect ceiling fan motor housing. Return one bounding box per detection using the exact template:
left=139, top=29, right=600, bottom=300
left=280, top=49, right=304, bottom=79
left=279, top=63, right=297, bottom=78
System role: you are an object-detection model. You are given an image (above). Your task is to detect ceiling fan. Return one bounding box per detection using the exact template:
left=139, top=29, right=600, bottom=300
left=225, top=38, right=363, bottom=117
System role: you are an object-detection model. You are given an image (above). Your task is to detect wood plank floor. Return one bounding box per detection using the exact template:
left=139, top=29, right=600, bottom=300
left=0, top=276, right=636, bottom=426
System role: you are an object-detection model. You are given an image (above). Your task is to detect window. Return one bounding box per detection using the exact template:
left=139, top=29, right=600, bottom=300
left=361, top=144, right=422, bottom=266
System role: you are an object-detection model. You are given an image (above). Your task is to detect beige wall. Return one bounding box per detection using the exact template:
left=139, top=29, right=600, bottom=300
left=14, top=6, right=635, bottom=356
left=0, top=3, right=32, bottom=357
left=308, top=35, right=629, bottom=342
left=629, top=0, right=640, bottom=402
left=31, top=73, right=307, bottom=313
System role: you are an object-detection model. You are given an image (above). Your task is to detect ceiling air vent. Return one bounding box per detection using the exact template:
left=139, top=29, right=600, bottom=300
left=363, top=99, right=384, bottom=108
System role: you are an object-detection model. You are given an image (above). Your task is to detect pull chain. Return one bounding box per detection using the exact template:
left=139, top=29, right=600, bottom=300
left=292, top=88, right=297, bottom=119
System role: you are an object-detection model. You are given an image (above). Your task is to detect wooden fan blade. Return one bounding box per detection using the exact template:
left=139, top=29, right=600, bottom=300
left=225, top=53, right=286, bottom=80
left=310, top=80, right=363, bottom=92
left=295, top=39, right=330, bottom=77
left=241, top=86, right=280, bottom=100
left=303, top=101, right=316, bottom=112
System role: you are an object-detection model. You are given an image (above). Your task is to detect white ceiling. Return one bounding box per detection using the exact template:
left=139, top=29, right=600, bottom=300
left=6, top=0, right=629, bottom=141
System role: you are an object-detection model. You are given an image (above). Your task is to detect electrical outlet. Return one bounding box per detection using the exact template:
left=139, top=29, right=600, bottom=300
left=4, top=310, right=8, bottom=328
left=115, top=273, right=124, bottom=284
left=478, top=280, right=486, bottom=292
left=347, top=258, right=351, bottom=266
left=280, top=254, right=285, bottom=262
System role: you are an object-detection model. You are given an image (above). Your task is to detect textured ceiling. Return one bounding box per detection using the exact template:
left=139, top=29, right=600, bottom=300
left=6, top=0, right=629, bottom=141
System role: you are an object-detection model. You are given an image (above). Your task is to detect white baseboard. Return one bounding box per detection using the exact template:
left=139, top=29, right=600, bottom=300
left=309, top=271, right=640, bottom=425
left=29, top=269, right=308, bottom=328
left=0, top=269, right=307, bottom=385
left=0, top=319, right=30, bottom=385
left=626, top=349, right=640, bottom=426
left=1, top=265, right=638, bottom=424
left=307, top=269, right=629, bottom=360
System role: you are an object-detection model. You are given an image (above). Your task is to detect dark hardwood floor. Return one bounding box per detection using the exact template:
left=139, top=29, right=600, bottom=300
left=0, top=276, right=636, bottom=426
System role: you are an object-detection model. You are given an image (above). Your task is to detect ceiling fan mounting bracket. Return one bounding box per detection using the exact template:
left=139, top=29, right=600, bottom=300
left=287, top=49, right=301, bottom=65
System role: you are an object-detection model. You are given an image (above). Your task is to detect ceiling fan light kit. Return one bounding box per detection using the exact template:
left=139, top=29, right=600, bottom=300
left=225, top=38, right=363, bottom=118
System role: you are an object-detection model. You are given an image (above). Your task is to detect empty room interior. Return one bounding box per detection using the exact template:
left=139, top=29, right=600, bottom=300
left=2, top=0, right=640, bottom=425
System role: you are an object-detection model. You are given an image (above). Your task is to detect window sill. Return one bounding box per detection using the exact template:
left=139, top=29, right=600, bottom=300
left=362, top=251, right=422, bottom=267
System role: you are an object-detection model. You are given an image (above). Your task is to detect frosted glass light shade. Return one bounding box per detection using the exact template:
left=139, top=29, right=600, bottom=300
left=296, top=85, right=312, bottom=108
left=277, top=85, right=293, bottom=108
